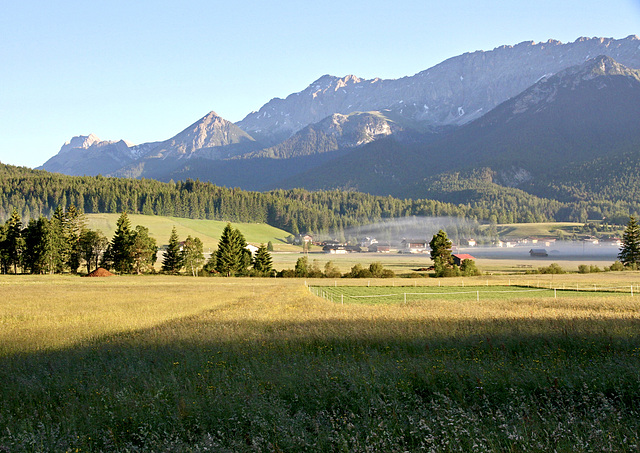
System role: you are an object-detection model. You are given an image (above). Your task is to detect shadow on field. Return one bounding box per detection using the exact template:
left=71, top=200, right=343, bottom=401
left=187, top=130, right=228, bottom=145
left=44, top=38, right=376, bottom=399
left=3, top=314, right=640, bottom=451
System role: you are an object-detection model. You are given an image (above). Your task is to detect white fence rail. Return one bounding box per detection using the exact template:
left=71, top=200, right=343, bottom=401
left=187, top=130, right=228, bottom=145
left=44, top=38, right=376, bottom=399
left=306, top=281, right=638, bottom=304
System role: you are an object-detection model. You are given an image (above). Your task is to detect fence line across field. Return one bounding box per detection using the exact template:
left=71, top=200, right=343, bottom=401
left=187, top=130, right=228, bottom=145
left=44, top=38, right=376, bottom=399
left=307, top=282, right=638, bottom=303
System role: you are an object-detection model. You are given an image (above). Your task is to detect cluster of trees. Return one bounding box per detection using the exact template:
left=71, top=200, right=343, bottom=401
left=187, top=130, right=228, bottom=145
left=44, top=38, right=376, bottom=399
left=0, top=206, right=107, bottom=275
left=429, top=230, right=480, bottom=277
left=0, top=208, right=161, bottom=275
left=203, top=223, right=273, bottom=277
left=161, top=227, right=205, bottom=276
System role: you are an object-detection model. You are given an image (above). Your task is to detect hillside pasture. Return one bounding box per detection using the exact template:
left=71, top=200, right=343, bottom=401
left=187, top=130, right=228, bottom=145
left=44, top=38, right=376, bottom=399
left=1, top=274, right=640, bottom=451
left=85, top=213, right=296, bottom=251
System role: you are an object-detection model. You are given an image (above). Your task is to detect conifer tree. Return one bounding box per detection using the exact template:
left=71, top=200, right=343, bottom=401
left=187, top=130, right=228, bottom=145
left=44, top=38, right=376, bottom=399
left=162, top=226, right=183, bottom=274
left=3, top=208, right=24, bottom=273
left=215, top=223, right=249, bottom=277
left=430, top=229, right=453, bottom=277
left=619, top=216, right=640, bottom=267
left=252, top=243, right=273, bottom=276
left=109, top=212, right=134, bottom=273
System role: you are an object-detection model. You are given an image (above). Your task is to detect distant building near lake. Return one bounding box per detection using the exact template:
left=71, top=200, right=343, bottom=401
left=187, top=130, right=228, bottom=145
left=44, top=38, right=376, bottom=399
left=368, top=243, right=391, bottom=253
left=529, top=249, right=548, bottom=257
left=401, top=239, right=429, bottom=253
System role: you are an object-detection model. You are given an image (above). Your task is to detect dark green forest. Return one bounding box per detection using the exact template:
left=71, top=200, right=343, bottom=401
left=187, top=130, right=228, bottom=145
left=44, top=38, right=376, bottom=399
left=0, top=163, right=635, bottom=236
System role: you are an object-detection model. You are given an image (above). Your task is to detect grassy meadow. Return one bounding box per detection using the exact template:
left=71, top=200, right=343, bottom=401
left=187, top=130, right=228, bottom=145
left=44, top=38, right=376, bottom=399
left=85, top=213, right=296, bottom=252
left=2, top=274, right=640, bottom=451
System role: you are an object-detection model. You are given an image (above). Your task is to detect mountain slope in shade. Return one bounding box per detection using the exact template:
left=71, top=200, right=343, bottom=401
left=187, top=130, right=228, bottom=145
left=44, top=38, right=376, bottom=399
left=276, top=56, right=640, bottom=203
left=237, top=36, right=640, bottom=143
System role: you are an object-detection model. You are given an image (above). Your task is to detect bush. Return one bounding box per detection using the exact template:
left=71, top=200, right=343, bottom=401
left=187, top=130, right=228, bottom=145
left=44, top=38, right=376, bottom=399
left=380, top=269, right=395, bottom=278
left=538, top=263, right=565, bottom=274
left=277, top=269, right=296, bottom=278
left=609, top=261, right=625, bottom=271
left=345, top=264, right=372, bottom=278
left=323, top=261, right=342, bottom=279
left=460, top=259, right=481, bottom=276
left=578, top=264, right=603, bottom=273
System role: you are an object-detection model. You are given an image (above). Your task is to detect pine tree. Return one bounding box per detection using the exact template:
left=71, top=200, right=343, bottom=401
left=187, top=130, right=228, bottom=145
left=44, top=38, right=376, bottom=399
left=182, top=235, right=204, bottom=276
left=110, top=212, right=134, bottom=274
left=252, top=243, right=273, bottom=276
left=3, top=208, right=24, bottom=273
left=215, top=223, right=249, bottom=277
left=430, top=229, right=453, bottom=277
left=162, top=226, right=183, bottom=274
left=619, top=216, right=640, bottom=267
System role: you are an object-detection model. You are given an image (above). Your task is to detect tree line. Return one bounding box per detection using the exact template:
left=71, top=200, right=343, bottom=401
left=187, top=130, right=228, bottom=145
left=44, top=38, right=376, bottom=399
left=0, top=206, right=274, bottom=277
left=2, top=162, right=636, bottom=237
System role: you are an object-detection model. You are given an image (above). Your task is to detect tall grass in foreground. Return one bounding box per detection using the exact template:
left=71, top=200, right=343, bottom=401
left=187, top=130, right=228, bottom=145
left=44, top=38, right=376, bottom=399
left=1, top=275, right=640, bottom=452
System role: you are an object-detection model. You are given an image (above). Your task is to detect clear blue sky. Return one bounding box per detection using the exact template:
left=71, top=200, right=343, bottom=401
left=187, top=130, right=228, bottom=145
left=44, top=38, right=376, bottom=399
left=1, top=0, right=638, bottom=168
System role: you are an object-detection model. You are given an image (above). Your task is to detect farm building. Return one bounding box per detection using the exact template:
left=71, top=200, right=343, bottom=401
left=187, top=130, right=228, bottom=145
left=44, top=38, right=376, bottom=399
left=529, top=249, right=548, bottom=257
left=452, top=253, right=476, bottom=266
left=368, top=243, right=391, bottom=253
left=401, top=239, right=429, bottom=253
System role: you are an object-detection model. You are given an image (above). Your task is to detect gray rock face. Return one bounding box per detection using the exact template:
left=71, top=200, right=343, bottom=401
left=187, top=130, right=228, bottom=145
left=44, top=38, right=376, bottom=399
left=243, top=111, right=406, bottom=159
left=147, top=111, right=258, bottom=160
left=39, top=135, right=138, bottom=176
left=237, top=36, right=640, bottom=142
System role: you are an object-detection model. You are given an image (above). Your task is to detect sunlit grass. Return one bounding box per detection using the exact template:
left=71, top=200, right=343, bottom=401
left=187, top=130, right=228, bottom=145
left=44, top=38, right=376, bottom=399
left=1, top=274, right=640, bottom=451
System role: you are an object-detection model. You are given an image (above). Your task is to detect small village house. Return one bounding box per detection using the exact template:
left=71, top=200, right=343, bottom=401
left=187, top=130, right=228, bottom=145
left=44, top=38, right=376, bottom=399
left=401, top=239, right=429, bottom=253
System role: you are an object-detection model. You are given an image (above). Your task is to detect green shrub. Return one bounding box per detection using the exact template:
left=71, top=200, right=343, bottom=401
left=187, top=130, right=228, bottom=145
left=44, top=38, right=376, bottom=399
left=538, top=263, right=565, bottom=274
left=460, top=259, right=481, bottom=276
left=609, top=260, right=625, bottom=271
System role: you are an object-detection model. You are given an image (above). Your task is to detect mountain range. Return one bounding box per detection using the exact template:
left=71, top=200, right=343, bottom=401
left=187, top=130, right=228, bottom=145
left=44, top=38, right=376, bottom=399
left=39, top=35, right=640, bottom=212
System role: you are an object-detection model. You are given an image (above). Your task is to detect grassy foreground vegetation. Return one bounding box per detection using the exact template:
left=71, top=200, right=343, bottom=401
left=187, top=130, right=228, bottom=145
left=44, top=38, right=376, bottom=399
left=2, top=275, right=640, bottom=451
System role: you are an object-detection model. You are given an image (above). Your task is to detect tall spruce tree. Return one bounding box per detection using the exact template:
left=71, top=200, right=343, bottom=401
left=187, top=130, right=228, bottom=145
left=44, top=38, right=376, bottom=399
left=619, top=216, right=640, bottom=267
left=162, top=226, right=183, bottom=274
left=252, top=243, right=273, bottom=276
left=3, top=208, right=24, bottom=274
left=215, top=223, right=248, bottom=277
left=109, top=212, right=134, bottom=274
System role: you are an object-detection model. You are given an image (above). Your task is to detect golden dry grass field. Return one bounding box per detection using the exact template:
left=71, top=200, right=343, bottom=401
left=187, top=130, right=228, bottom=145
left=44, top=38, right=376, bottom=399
left=1, top=274, right=640, bottom=451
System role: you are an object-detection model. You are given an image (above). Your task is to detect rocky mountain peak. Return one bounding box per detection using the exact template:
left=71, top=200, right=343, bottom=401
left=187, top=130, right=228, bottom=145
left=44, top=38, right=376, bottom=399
left=238, top=36, right=640, bottom=143
left=59, top=134, right=102, bottom=154
left=511, top=56, right=640, bottom=115
left=145, top=111, right=257, bottom=160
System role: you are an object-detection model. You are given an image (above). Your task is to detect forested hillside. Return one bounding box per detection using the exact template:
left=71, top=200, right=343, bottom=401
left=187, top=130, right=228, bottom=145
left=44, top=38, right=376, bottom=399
left=3, top=161, right=637, bottom=234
